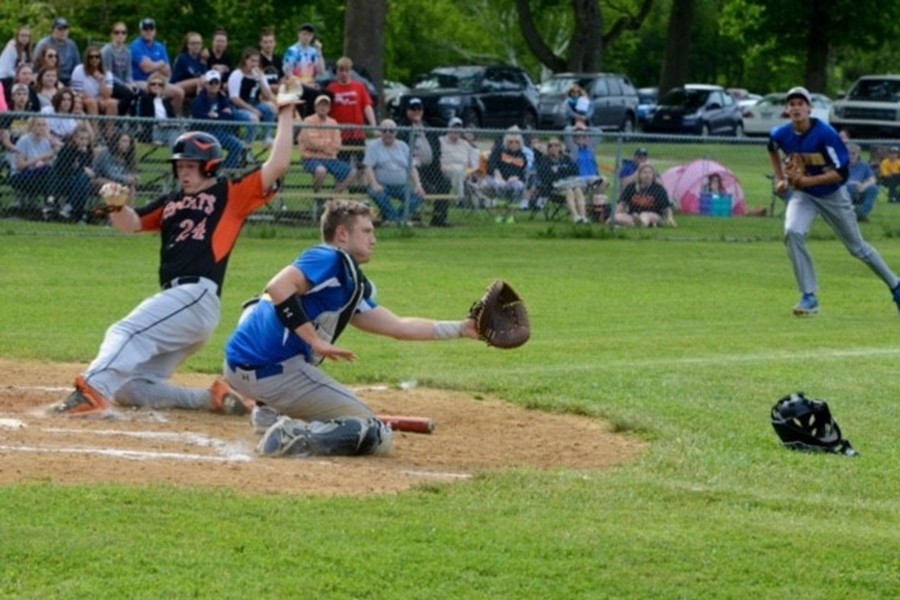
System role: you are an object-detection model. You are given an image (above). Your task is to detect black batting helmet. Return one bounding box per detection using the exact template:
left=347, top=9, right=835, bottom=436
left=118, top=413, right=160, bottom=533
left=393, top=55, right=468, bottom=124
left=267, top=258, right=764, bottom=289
left=170, top=131, right=222, bottom=178
left=770, top=392, right=857, bottom=456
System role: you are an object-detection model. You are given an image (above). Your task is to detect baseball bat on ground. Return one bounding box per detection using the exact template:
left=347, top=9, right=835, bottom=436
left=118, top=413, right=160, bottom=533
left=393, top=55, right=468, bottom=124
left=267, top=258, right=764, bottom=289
left=377, top=415, right=435, bottom=434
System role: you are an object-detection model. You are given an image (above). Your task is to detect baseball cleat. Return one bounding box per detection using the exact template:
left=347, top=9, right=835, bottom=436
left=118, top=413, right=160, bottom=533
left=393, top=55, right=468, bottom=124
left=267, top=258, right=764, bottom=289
left=250, top=404, right=280, bottom=434
left=793, top=293, right=819, bottom=317
left=56, top=376, right=112, bottom=417
left=209, top=377, right=253, bottom=416
left=892, top=284, right=900, bottom=313
left=256, top=417, right=312, bottom=457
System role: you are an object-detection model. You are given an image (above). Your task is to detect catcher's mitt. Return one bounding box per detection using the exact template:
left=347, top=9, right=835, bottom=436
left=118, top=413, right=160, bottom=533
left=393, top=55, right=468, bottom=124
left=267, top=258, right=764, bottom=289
left=784, top=153, right=806, bottom=188
left=276, top=76, right=305, bottom=108
left=469, top=280, right=530, bottom=349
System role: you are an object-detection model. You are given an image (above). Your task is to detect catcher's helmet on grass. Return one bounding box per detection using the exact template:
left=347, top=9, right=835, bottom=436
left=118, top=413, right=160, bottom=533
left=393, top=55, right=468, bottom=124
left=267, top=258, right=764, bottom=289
left=170, top=131, right=222, bottom=177
left=770, top=392, right=858, bottom=456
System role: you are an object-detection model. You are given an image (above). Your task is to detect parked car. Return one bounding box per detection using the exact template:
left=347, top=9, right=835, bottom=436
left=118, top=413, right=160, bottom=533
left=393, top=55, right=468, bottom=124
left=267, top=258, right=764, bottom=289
left=644, top=84, right=744, bottom=136
left=637, top=87, right=658, bottom=130
left=743, top=92, right=833, bottom=136
left=537, top=72, right=639, bottom=131
left=392, top=65, right=540, bottom=129
left=830, top=75, right=900, bottom=138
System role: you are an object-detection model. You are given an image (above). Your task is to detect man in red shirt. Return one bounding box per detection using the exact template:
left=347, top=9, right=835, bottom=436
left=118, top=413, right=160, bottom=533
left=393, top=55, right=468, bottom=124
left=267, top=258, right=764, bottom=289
left=326, top=56, right=376, bottom=177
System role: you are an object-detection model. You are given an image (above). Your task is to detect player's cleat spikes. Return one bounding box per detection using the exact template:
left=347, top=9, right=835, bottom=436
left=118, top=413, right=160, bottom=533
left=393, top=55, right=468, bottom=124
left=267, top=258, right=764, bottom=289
left=210, top=377, right=253, bottom=416
left=56, top=376, right=112, bottom=417
left=793, top=293, right=819, bottom=317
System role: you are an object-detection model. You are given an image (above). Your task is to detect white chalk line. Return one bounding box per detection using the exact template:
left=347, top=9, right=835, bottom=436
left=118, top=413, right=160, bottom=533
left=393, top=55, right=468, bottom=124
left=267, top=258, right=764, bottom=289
left=0, top=444, right=253, bottom=463
left=398, top=470, right=472, bottom=480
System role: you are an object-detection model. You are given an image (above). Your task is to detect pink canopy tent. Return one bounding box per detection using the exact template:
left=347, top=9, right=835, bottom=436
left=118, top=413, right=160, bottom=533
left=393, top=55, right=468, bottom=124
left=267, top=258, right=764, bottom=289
left=660, top=159, right=747, bottom=216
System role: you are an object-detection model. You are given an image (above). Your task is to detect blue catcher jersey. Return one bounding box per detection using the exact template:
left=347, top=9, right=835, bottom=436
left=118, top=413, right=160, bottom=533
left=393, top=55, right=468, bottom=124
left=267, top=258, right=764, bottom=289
left=768, top=118, right=849, bottom=196
left=226, top=245, right=377, bottom=367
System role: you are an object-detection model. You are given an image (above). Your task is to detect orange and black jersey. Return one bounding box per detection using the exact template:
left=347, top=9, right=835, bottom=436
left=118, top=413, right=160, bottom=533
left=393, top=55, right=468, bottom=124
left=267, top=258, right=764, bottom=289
left=137, top=168, right=276, bottom=293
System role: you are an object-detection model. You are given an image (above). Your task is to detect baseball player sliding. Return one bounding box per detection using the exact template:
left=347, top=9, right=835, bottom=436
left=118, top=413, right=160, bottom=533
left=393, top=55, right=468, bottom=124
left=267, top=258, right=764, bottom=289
left=767, top=86, right=900, bottom=316
left=55, top=80, right=307, bottom=417
left=224, top=199, right=488, bottom=457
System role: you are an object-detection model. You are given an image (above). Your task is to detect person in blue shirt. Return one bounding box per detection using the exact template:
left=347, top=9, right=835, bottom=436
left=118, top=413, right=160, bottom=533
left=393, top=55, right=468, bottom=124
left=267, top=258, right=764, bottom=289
left=224, top=199, right=479, bottom=457
left=190, top=70, right=245, bottom=169
left=130, top=18, right=185, bottom=114
left=845, top=143, right=880, bottom=222
left=767, top=86, right=900, bottom=316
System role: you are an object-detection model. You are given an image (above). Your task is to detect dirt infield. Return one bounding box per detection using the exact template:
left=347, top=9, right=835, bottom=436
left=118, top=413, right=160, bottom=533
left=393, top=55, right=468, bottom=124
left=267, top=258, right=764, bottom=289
left=0, top=360, right=644, bottom=496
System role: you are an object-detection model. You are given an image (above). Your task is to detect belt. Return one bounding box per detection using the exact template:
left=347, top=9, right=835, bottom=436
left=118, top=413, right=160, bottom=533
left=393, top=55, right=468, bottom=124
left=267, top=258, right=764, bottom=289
left=227, top=360, right=283, bottom=380
left=163, top=276, right=202, bottom=290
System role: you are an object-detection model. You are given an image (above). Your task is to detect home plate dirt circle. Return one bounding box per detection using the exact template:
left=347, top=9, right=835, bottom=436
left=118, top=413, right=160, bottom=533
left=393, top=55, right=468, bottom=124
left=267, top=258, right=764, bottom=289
left=0, top=360, right=644, bottom=496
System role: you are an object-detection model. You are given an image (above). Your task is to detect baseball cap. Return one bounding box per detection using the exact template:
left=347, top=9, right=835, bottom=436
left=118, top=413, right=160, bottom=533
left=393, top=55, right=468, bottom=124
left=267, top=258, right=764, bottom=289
left=786, top=86, right=811, bottom=105
left=299, top=23, right=315, bottom=33
left=53, top=18, right=69, bottom=30
left=140, top=18, right=156, bottom=30
left=408, top=97, right=423, bottom=109
left=634, top=147, right=649, bottom=157
left=448, top=117, right=463, bottom=127
left=315, top=94, right=331, bottom=105
left=203, top=70, right=221, bottom=84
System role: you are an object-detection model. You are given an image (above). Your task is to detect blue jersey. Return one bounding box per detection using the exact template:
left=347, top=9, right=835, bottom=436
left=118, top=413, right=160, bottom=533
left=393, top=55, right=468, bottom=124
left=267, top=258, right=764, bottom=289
left=768, top=118, right=849, bottom=196
left=226, top=245, right=377, bottom=367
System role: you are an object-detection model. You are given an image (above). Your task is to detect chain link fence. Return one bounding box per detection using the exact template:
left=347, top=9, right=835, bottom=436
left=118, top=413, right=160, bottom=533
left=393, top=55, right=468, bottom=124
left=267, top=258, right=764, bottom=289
left=2, top=112, right=898, bottom=239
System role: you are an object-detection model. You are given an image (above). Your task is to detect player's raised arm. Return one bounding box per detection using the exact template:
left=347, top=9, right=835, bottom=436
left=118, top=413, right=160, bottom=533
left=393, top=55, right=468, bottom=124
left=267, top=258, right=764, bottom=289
left=261, top=77, right=305, bottom=190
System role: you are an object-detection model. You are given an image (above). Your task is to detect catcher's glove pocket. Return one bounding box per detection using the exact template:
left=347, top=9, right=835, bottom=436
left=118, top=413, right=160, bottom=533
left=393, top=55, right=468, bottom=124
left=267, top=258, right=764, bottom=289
left=469, top=279, right=530, bottom=349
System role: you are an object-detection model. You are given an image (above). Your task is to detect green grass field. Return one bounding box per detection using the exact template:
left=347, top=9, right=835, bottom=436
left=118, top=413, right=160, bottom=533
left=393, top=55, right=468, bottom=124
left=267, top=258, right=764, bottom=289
left=0, top=212, right=898, bottom=598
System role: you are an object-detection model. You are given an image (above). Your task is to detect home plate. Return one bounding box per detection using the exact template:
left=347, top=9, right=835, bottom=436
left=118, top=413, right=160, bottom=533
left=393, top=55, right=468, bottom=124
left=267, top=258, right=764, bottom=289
left=0, top=418, right=26, bottom=430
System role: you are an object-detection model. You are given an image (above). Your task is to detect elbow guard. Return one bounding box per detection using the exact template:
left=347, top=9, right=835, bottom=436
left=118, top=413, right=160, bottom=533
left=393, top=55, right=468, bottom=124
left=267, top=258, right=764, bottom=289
left=275, top=293, right=309, bottom=330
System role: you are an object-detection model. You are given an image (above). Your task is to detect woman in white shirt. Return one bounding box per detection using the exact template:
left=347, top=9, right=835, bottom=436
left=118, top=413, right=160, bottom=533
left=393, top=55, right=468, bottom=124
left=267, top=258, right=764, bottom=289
left=70, top=46, right=117, bottom=137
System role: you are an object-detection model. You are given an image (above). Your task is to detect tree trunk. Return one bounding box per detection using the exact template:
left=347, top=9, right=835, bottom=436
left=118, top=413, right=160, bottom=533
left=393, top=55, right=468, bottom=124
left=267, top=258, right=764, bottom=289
left=658, top=0, right=696, bottom=93
left=344, top=0, right=388, bottom=116
left=803, top=0, right=830, bottom=92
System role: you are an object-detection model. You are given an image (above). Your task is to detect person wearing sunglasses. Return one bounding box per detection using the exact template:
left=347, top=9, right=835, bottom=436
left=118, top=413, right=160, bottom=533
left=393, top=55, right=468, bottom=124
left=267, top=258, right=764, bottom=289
left=70, top=45, right=118, bottom=136
left=101, top=21, right=139, bottom=116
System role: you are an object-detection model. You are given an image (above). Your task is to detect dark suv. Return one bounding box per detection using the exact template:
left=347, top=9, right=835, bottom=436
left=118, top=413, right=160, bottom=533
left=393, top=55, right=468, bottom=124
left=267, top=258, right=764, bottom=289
left=830, top=75, right=900, bottom=138
left=537, top=72, right=639, bottom=131
left=645, top=84, right=743, bottom=136
left=392, top=65, right=539, bottom=129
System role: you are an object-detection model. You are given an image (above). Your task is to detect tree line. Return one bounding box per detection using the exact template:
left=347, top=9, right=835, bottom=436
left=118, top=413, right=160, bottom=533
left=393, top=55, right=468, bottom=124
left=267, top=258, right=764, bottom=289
left=2, top=0, right=898, bottom=101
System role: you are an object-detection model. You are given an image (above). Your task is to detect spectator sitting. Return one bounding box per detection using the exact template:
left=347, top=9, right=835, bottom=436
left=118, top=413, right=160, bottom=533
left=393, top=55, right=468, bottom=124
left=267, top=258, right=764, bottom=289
left=70, top=46, right=118, bottom=138
left=11, top=116, right=59, bottom=216
left=565, top=84, right=593, bottom=126
left=299, top=94, right=353, bottom=194
left=2, top=84, right=38, bottom=163
left=33, top=45, right=61, bottom=76
left=618, top=147, right=649, bottom=188
left=101, top=22, right=139, bottom=116
left=51, top=124, right=97, bottom=222
left=879, top=145, right=900, bottom=204
left=33, top=18, right=81, bottom=86
left=439, top=116, right=480, bottom=207
left=227, top=47, right=276, bottom=145
left=8, top=63, right=41, bottom=111
left=171, top=32, right=207, bottom=109
left=34, top=66, right=63, bottom=110
left=190, top=70, right=245, bottom=170
left=93, top=129, right=138, bottom=192
left=482, top=127, right=529, bottom=223
left=846, top=143, right=879, bottom=222
left=612, top=163, right=676, bottom=228
left=136, top=74, right=182, bottom=148
left=363, top=119, right=424, bottom=226
left=131, top=18, right=185, bottom=115
left=41, top=87, right=79, bottom=142
left=534, top=137, right=582, bottom=221
left=206, top=29, right=234, bottom=80
left=0, top=25, right=32, bottom=96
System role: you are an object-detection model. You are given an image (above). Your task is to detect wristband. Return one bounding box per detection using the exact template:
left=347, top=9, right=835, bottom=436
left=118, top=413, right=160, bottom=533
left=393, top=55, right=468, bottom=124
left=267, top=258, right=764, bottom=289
left=433, top=320, right=467, bottom=340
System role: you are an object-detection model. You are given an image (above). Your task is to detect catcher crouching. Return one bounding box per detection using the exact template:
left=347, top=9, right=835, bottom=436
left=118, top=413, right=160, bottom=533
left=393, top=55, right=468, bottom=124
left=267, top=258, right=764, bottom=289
left=224, top=199, right=531, bottom=458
